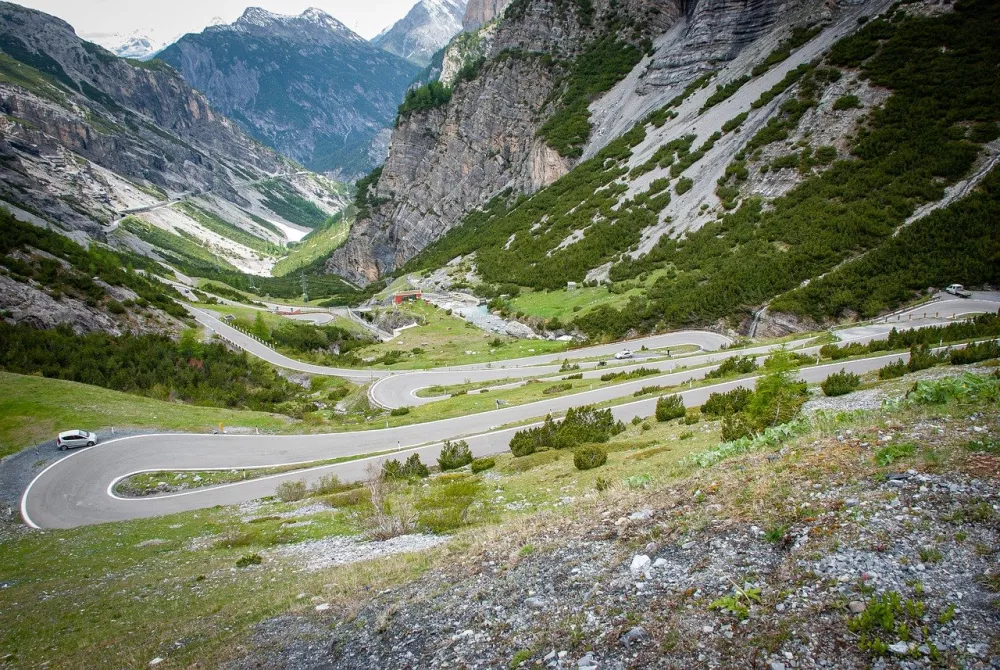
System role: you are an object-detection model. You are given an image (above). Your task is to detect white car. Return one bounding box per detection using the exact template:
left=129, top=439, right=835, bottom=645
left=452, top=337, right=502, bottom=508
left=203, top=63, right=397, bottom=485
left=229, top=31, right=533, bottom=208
left=614, top=349, right=633, bottom=360
left=57, top=430, right=98, bottom=451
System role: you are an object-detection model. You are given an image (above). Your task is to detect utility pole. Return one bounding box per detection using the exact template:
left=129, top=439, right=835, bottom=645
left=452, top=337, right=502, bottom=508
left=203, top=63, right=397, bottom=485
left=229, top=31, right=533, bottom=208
left=300, top=271, right=308, bottom=303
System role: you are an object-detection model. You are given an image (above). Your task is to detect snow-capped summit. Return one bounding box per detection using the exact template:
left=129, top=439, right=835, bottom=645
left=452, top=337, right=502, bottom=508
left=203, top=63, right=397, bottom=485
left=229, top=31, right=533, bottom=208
left=223, top=6, right=364, bottom=41
left=372, top=0, right=468, bottom=67
left=85, top=30, right=175, bottom=60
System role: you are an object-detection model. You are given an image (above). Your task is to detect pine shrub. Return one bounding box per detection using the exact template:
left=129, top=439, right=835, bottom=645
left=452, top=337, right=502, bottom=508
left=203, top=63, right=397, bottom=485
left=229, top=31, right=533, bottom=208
left=655, top=394, right=686, bottom=422
left=821, top=369, right=862, bottom=396
left=574, top=445, right=608, bottom=471
left=438, top=440, right=474, bottom=471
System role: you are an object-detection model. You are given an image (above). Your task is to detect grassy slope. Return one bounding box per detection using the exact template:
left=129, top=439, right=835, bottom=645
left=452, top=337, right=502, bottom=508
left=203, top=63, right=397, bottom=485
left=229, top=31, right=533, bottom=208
left=357, top=302, right=568, bottom=368
left=0, top=372, right=291, bottom=458
left=509, top=285, right=636, bottom=320
left=272, top=217, right=351, bottom=277
left=1, top=368, right=996, bottom=666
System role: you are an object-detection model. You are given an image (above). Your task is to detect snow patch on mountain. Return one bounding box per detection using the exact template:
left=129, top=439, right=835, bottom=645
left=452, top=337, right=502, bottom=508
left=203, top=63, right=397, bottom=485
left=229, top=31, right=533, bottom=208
left=373, top=0, right=468, bottom=66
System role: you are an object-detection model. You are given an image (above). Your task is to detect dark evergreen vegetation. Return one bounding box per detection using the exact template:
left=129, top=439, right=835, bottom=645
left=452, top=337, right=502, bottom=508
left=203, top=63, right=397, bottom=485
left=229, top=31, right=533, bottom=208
left=0, top=323, right=306, bottom=412
left=509, top=405, right=624, bottom=457
left=1, top=211, right=188, bottom=319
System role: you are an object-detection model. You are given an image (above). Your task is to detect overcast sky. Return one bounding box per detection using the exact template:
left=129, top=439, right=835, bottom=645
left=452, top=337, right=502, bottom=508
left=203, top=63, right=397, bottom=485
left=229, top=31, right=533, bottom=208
left=14, top=0, right=417, bottom=41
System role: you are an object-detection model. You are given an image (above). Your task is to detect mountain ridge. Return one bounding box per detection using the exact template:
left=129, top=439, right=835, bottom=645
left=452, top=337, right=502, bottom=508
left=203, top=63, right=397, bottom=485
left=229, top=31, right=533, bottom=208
left=158, top=7, right=421, bottom=179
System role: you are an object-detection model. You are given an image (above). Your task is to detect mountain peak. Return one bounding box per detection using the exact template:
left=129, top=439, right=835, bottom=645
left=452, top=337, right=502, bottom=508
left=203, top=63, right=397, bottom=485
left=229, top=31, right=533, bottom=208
left=236, top=6, right=281, bottom=27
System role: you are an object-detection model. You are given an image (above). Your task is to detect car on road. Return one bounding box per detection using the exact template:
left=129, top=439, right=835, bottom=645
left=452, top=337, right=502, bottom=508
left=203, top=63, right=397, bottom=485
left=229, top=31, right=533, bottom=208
left=945, top=284, right=972, bottom=298
left=614, top=350, right=634, bottom=360
left=57, top=430, right=98, bottom=451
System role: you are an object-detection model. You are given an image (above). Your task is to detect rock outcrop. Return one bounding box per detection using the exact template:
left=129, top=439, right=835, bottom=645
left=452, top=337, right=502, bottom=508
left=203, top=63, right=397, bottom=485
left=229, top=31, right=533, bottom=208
left=158, top=8, right=422, bottom=178
left=326, top=0, right=673, bottom=285
left=463, top=0, right=515, bottom=30
left=373, top=0, right=469, bottom=67
left=0, top=274, right=182, bottom=336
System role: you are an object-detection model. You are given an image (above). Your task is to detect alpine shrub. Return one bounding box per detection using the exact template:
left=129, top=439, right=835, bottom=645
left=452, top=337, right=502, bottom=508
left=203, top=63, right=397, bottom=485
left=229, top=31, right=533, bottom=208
left=383, top=454, right=429, bottom=480
left=701, top=387, right=752, bottom=416
left=950, top=340, right=1000, bottom=365
left=438, top=439, right=473, bottom=471
left=705, top=355, right=759, bottom=380
left=878, top=360, right=907, bottom=379
left=235, top=553, right=262, bottom=568
left=470, top=457, right=496, bottom=473
left=509, top=406, right=625, bottom=457
left=275, top=479, right=307, bottom=502
left=574, top=445, right=608, bottom=471
left=821, top=369, right=862, bottom=396
left=655, top=394, right=686, bottom=421
left=907, top=344, right=944, bottom=373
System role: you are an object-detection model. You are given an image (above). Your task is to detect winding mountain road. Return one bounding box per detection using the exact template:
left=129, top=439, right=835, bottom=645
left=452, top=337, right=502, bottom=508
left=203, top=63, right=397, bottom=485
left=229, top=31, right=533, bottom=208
left=20, top=292, right=998, bottom=529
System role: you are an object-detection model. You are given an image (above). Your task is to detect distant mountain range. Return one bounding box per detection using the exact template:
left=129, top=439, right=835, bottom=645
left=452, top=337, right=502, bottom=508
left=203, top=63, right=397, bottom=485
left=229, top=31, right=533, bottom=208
left=157, top=7, right=422, bottom=179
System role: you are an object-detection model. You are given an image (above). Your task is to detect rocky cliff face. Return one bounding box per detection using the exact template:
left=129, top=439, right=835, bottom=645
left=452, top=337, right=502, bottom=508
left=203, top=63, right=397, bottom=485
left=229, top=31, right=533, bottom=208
left=326, top=0, right=673, bottom=285
left=463, top=0, right=515, bottom=30
left=158, top=8, right=422, bottom=179
left=373, top=0, right=469, bottom=67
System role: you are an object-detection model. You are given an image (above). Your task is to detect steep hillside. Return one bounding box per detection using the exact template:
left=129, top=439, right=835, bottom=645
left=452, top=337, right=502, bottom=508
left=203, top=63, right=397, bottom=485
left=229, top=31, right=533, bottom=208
left=0, top=209, right=188, bottom=335
left=463, top=0, right=514, bottom=30
left=326, top=0, right=681, bottom=284
left=373, top=0, right=469, bottom=67
left=333, top=0, right=999, bottom=341
left=0, top=2, right=354, bottom=284
left=158, top=8, right=422, bottom=178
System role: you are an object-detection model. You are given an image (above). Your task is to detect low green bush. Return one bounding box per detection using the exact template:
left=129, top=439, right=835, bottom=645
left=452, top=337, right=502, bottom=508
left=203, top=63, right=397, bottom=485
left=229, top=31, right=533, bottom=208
left=950, top=340, right=1000, bottom=365
left=390, top=406, right=411, bottom=416
left=878, top=360, right=907, bottom=379
left=655, top=394, right=686, bottom=421
left=574, top=445, right=608, bottom=470
left=470, top=457, right=496, bottom=473
left=832, top=94, right=862, bottom=110
left=908, top=344, right=945, bottom=373
left=509, top=405, right=625, bottom=456
left=235, top=553, right=262, bottom=568
left=438, top=439, right=473, bottom=471
left=821, top=369, right=862, bottom=396
left=275, top=480, right=307, bottom=502
left=705, top=355, right=759, bottom=380
left=702, top=387, right=752, bottom=416
left=310, top=474, right=345, bottom=496
left=383, top=454, right=429, bottom=480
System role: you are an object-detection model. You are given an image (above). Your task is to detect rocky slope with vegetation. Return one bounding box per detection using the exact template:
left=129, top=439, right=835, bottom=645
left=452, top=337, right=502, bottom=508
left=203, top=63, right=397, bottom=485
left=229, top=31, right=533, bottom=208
left=158, top=8, right=422, bottom=178
left=325, top=0, right=680, bottom=284
left=0, top=2, right=358, bottom=299
left=3, top=357, right=994, bottom=667
left=350, top=0, right=998, bottom=342
left=0, top=2, right=295, bottom=235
